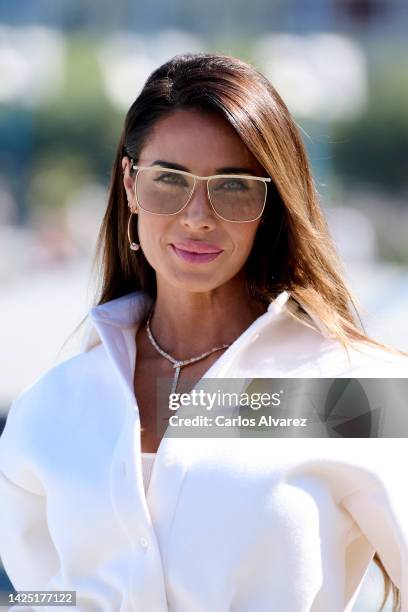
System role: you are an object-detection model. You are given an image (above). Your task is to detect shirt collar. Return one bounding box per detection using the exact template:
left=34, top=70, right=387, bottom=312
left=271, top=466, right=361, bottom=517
left=89, top=290, right=153, bottom=328
left=81, top=288, right=327, bottom=354
left=79, top=289, right=329, bottom=403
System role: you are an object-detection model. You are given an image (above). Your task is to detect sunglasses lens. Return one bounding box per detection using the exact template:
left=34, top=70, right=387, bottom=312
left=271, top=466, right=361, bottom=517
left=136, top=168, right=194, bottom=214
left=208, top=177, right=266, bottom=222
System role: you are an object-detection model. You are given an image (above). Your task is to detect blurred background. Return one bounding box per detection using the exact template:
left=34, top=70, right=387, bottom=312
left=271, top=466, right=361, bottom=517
left=1, top=0, right=407, bottom=609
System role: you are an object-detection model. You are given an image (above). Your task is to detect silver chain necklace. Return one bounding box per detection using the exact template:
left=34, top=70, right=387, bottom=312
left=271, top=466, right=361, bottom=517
left=145, top=310, right=231, bottom=395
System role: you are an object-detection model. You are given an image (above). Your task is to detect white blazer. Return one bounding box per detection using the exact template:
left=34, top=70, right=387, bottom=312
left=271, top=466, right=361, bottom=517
left=1, top=290, right=408, bottom=612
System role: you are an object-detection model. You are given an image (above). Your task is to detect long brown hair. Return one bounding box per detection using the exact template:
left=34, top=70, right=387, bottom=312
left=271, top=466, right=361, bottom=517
left=96, top=53, right=405, bottom=356
left=71, top=52, right=403, bottom=610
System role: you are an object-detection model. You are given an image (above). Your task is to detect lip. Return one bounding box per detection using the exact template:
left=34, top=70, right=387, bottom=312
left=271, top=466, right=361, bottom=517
left=170, top=243, right=223, bottom=264
left=171, top=240, right=223, bottom=254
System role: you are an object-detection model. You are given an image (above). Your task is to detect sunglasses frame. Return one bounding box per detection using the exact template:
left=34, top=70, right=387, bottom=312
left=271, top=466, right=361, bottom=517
left=131, top=164, right=271, bottom=223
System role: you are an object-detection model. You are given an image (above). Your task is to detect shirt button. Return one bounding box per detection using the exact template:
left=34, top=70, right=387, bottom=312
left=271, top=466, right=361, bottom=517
left=140, top=537, right=149, bottom=549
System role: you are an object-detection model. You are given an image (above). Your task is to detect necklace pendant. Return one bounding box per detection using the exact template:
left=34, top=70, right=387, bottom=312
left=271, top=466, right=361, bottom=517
left=171, top=364, right=181, bottom=395
left=145, top=310, right=232, bottom=398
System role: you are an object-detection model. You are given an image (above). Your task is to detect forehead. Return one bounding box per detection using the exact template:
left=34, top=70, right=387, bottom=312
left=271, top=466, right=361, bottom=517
left=138, top=108, right=263, bottom=173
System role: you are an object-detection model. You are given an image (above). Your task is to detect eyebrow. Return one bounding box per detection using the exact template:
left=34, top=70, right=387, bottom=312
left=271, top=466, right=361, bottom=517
left=150, top=159, right=257, bottom=175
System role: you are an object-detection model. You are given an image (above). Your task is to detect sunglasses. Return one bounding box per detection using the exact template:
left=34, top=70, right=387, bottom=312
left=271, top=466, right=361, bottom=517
left=131, top=164, right=271, bottom=223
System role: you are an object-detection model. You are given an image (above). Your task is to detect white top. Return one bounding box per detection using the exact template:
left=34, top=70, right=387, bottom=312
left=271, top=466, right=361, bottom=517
left=1, top=289, right=408, bottom=612
left=141, top=452, right=156, bottom=493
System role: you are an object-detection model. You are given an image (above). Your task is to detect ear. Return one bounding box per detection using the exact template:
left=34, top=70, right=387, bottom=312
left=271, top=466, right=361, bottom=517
left=122, top=156, right=138, bottom=213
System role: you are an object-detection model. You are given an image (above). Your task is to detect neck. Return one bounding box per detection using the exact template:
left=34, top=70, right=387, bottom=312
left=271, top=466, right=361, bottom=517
left=146, top=275, right=268, bottom=361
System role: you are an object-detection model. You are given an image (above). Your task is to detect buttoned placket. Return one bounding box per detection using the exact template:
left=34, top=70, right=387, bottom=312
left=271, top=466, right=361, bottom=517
left=88, top=310, right=170, bottom=611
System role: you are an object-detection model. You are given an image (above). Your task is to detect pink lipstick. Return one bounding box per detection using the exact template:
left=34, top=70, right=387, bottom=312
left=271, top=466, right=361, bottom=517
left=170, top=241, right=223, bottom=264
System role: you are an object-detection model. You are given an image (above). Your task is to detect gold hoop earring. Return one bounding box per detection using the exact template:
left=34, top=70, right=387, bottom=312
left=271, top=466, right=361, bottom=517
left=127, top=210, right=140, bottom=251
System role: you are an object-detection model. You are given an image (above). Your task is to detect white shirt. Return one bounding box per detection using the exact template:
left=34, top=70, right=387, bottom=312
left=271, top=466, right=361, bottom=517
left=0, top=289, right=408, bottom=612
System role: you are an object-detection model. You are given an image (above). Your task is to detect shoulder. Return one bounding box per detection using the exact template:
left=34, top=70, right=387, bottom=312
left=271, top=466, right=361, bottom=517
left=308, top=341, right=408, bottom=378
left=329, top=341, right=408, bottom=377
left=287, top=296, right=408, bottom=376
left=251, top=303, right=408, bottom=377
left=11, top=343, right=110, bottom=412
left=0, top=344, right=114, bottom=481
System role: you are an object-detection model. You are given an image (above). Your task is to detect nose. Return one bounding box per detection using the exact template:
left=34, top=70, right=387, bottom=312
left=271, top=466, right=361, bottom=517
left=178, top=180, right=217, bottom=231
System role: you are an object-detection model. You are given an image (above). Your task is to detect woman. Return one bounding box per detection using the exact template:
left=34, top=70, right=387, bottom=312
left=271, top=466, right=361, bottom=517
left=0, top=53, right=407, bottom=612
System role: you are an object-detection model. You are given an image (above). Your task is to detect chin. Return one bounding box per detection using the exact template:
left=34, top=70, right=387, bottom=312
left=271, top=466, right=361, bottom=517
left=166, top=271, right=225, bottom=294
left=172, top=280, right=221, bottom=293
